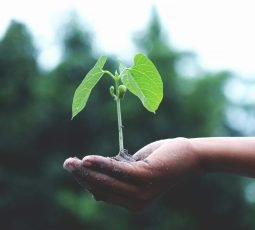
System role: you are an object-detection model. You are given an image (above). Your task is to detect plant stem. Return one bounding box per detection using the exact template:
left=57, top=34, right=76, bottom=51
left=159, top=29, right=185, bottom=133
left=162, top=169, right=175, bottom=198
left=116, top=97, right=124, bottom=152
left=115, top=78, right=124, bottom=153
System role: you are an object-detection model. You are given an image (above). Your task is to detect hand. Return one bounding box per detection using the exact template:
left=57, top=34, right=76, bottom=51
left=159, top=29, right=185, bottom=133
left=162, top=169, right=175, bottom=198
left=63, top=138, right=200, bottom=211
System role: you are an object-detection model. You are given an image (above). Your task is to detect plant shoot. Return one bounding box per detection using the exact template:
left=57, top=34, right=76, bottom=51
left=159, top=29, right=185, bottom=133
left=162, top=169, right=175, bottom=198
left=72, top=53, right=163, bottom=161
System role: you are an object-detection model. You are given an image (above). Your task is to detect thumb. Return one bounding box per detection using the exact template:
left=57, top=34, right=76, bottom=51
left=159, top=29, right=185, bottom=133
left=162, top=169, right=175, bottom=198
left=133, top=140, right=165, bottom=161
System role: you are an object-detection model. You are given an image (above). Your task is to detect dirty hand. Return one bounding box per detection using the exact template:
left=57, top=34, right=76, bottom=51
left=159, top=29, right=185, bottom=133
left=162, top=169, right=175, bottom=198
left=63, top=138, right=200, bottom=211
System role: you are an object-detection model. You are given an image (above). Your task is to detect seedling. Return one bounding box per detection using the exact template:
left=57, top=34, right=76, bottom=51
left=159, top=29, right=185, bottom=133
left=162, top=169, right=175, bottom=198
left=72, top=53, right=163, bottom=161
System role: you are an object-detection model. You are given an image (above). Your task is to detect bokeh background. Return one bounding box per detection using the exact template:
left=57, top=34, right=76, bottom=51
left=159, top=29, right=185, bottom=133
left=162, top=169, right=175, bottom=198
left=1, top=1, right=255, bottom=229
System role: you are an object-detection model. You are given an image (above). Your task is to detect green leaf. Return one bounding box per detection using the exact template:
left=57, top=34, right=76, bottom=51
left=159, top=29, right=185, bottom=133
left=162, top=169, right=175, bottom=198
left=72, top=56, right=107, bottom=119
left=122, top=53, right=163, bottom=113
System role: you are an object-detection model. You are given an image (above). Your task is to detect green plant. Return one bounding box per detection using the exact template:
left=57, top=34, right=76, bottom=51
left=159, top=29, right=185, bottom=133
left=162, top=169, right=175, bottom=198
left=72, top=53, right=163, bottom=161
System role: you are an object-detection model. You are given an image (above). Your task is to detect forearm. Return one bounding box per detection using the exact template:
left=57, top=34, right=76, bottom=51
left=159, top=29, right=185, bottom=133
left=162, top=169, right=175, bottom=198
left=191, top=137, right=255, bottom=177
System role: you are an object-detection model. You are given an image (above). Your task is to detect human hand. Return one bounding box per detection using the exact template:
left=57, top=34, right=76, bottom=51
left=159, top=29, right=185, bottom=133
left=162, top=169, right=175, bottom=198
left=63, top=138, right=200, bottom=211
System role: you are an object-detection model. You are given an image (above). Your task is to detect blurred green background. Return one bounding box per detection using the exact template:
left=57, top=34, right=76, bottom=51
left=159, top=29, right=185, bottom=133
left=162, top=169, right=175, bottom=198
left=1, top=9, right=255, bottom=230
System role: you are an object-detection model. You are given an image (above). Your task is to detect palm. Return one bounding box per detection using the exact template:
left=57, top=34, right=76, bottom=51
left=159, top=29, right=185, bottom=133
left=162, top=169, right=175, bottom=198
left=63, top=138, right=198, bottom=211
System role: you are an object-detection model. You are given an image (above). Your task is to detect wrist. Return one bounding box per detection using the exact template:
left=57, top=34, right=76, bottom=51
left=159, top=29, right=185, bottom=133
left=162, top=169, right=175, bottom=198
left=168, top=137, right=203, bottom=174
left=189, top=138, right=209, bottom=174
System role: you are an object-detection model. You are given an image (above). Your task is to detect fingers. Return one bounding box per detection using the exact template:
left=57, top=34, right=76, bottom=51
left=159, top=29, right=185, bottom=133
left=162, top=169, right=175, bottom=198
left=63, top=156, right=156, bottom=211
left=64, top=157, right=145, bottom=197
left=63, top=157, right=82, bottom=172
left=74, top=167, right=141, bottom=199
left=75, top=167, right=153, bottom=211
left=63, top=157, right=91, bottom=188
left=81, top=155, right=148, bottom=183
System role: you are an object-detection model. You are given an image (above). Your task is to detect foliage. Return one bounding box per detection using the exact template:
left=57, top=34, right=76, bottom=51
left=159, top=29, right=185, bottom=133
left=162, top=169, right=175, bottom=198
left=72, top=56, right=107, bottom=119
left=0, top=14, right=254, bottom=230
left=72, top=53, right=163, bottom=155
left=121, top=53, right=163, bottom=113
left=72, top=53, right=163, bottom=119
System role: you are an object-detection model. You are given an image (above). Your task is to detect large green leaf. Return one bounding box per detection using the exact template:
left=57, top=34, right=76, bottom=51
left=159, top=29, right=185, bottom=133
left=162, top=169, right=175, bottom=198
left=121, top=53, right=163, bottom=113
left=72, top=56, right=107, bottom=119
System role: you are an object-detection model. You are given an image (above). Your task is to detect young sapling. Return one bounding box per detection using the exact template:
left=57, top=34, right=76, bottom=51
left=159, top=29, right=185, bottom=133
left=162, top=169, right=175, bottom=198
left=72, top=53, right=163, bottom=162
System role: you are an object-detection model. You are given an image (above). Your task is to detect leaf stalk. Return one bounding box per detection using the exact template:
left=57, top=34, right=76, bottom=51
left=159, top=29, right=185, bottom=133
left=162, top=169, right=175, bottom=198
left=103, top=70, right=116, bottom=80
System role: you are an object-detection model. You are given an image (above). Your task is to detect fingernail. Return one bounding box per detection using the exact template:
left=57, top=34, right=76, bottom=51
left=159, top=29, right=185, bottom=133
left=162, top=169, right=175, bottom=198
left=63, top=162, right=76, bottom=172
left=83, top=160, right=92, bottom=167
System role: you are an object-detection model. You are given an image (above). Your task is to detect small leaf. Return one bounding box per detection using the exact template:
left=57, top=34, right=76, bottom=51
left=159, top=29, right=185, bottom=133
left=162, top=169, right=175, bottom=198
left=72, top=56, right=107, bottom=119
left=122, top=53, right=163, bottom=113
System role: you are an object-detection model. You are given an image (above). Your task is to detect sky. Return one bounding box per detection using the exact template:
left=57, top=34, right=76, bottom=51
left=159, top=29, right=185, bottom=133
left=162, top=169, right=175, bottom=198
left=0, top=0, right=254, bottom=135
left=0, top=0, right=255, bottom=80
left=0, top=0, right=255, bottom=78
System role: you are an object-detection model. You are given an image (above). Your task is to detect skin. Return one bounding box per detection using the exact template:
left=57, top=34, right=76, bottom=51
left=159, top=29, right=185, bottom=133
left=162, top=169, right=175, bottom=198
left=63, top=137, right=255, bottom=211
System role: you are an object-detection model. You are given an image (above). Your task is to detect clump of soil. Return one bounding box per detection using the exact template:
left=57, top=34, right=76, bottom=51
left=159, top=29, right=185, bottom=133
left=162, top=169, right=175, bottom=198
left=113, top=149, right=136, bottom=162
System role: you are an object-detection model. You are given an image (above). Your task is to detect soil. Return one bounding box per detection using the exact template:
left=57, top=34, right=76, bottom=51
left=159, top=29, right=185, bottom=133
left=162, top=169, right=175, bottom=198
left=113, top=149, right=136, bottom=162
